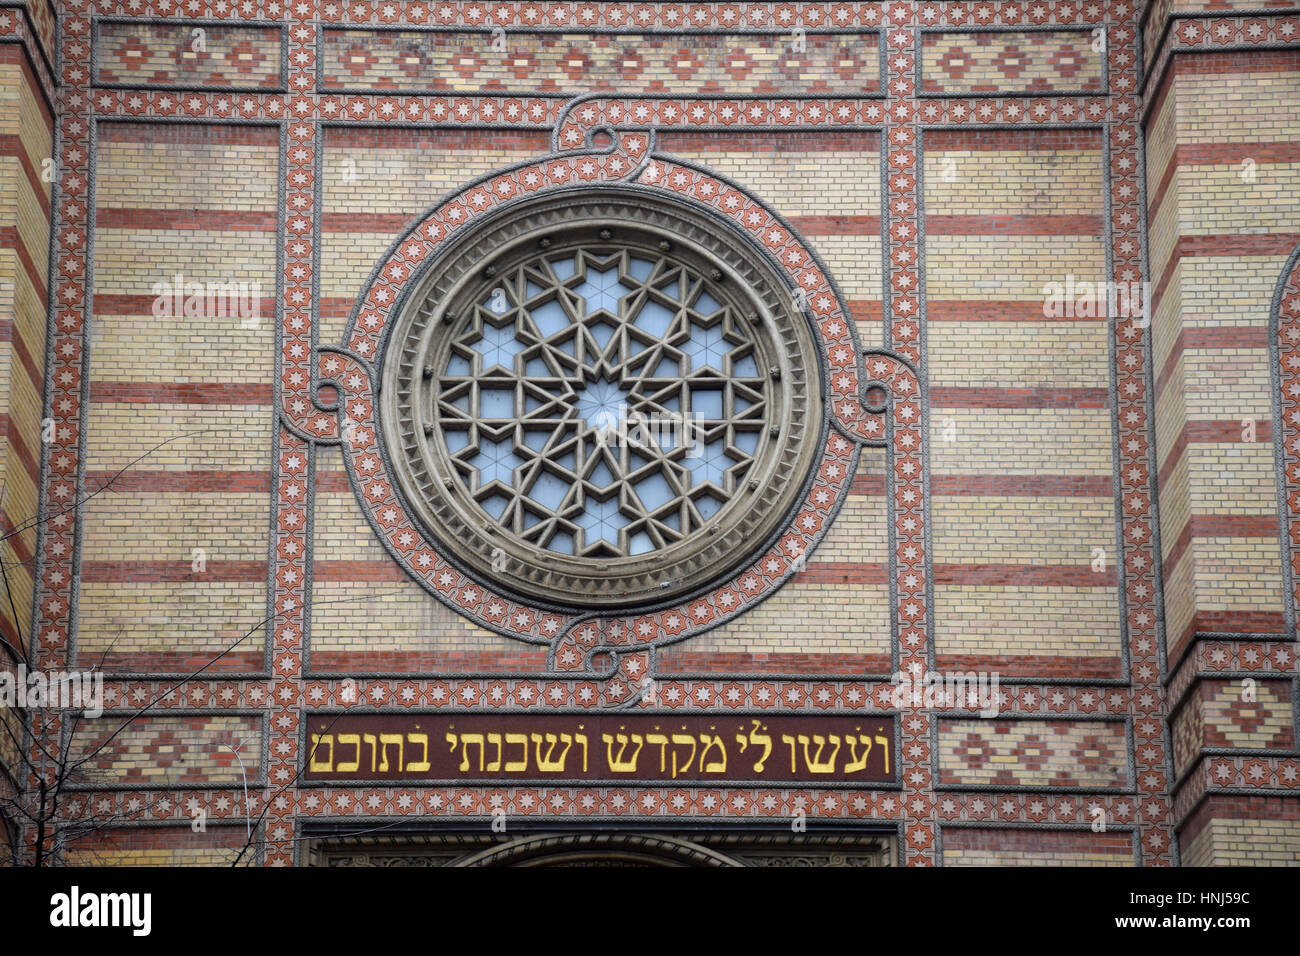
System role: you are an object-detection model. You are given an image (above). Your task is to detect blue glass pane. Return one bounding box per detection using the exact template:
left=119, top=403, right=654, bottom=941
left=680, top=323, right=729, bottom=373
left=629, top=531, right=654, bottom=555
left=690, top=388, right=724, bottom=419
left=733, top=431, right=759, bottom=455
left=478, top=388, right=515, bottom=418
left=695, top=493, right=723, bottom=520
left=547, top=531, right=574, bottom=555
left=656, top=274, right=684, bottom=300
left=475, top=322, right=527, bottom=371
left=530, top=300, right=571, bottom=337
left=469, top=438, right=521, bottom=486
left=588, top=459, right=616, bottom=488
left=443, top=430, right=471, bottom=453
left=575, top=496, right=626, bottom=548
left=635, top=473, right=674, bottom=510
left=695, top=290, right=722, bottom=315
left=628, top=258, right=655, bottom=281
left=445, top=354, right=471, bottom=375
left=522, top=429, right=552, bottom=451
left=683, top=440, right=730, bottom=487
left=632, top=301, right=675, bottom=338
left=732, top=354, right=758, bottom=377
left=481, top=494, right=510, bottom=520
left=550, top=257, right=576, bottom=280
left=573, top=267, right=633, bottom=315
left=573, top=378, right=630, bottom=430
left=528, top=471, right=569, bottom=511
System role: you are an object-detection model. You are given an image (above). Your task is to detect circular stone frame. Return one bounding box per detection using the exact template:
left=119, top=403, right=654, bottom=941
left=379, top=187, right=826, bottom=610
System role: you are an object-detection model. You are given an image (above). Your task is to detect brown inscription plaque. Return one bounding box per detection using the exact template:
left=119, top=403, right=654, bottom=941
left=303, top=713, right=895, bottom=785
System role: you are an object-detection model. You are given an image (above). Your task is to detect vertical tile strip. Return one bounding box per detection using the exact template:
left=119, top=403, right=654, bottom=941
left=264, top=1, right=318, bottom=866
left=1110, top=15, right=1175, bottom=865
left=28, top=0, right=93, bottom=862
left=882, top=8, right=937, bottom=865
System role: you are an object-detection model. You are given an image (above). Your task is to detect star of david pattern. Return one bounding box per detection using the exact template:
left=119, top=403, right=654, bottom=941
left=429, top=246, right=769, bottom=558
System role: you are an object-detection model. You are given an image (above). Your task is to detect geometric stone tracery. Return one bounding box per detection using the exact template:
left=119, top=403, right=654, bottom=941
left=434, top=245, right=770, bottom=558
left=381, top=189, right=825, bottom=611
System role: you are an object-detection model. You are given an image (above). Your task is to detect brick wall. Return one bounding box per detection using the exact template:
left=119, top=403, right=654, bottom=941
left=0, top=41, right=51, bottom=659
left=0, top=0, right=53, bottom=843
left=3, top=0, right=1295, bottom=866
left=1143, top=21, right=1300, bottom=862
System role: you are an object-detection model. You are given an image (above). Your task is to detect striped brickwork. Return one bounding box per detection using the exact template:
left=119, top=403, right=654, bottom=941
left=0, top=42, right=51, bottom=660
left=0, top=0, right=1292, bottom=867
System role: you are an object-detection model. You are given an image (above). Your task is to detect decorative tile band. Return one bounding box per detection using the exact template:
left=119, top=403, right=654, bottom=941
left=920, top=28, right=1104, bottom=95
left=319, top=26, right=883, bottom=95
left=94, top=18, right=287, bottom=90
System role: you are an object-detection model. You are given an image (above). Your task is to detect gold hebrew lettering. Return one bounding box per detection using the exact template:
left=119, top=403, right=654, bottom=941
left=875, top=734, right=890, bottom=774
left=362, top=733, right=378, bottom=773
left=781, top=734, right=798, bottom=774
left=670, top=733, right=697, bottom=778
left=407, top=733, right=431, bottom=773
left=486, top=732, right=503, bottom=772
left=336, top=734, right=361, bottom=773
left=699, top=733, right=727, bottom=773
left=747, top=720, right=773, bottom=773
left=646, top=732, right=669, bottom=772
left=602, top=732, right=644, bottom=773
left=308, top=734, right=334, bottom=772
left=843, top=734, right=873, bottom=773
left=504, top=732, right=528, bottom=772
left=459, top=732, right=485, bottom=772
left=575, top=732, right=589, bottom=772
left=531, top=732, right=573, bottom=772
left=378, top=733, right=403, bottom=773
left=799, top=734, right=841, bottom=774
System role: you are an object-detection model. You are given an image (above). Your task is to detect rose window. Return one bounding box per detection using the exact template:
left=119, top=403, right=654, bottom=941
left=380, top=189, right=824, bottom=609
left=434, top=244, right=769, bottom=560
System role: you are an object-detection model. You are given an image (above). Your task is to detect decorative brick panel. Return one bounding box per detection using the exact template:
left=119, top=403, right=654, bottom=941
left=95, top=21, right=285, bottom=89
left=921, top=29, right=1103, bottom=94
left=67, top=715, right=262, bottom=787
left=320, top=27, right=882, bottom=94
left=938, top=719, right=1129, bottom=789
